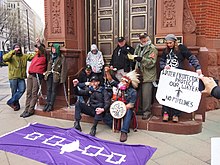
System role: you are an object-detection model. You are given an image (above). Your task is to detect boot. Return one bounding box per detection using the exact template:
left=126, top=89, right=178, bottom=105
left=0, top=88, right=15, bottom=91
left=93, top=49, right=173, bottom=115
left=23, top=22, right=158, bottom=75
left=43, top=103, right=49, bottom=112
left=14, top=101, right=20, bottom=111
left=46, top=104, right=53, bottom=112
left=120, top=132, right=128, bottom=142
left=20, top=111, right=27, bottom=117
left=73, top=121, right=82, bottom=131
left=89, top=126, right=97, bottom=136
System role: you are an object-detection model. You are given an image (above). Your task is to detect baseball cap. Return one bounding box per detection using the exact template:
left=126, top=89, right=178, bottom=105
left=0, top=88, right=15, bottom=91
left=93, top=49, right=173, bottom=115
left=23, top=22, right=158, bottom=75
left=139, top=32, right=148, bottom=39
left=118, top=37, right=125, bottom=42
left=85, top=64, right=92, bottom=71
left=90, top=75, right=99, bottom=81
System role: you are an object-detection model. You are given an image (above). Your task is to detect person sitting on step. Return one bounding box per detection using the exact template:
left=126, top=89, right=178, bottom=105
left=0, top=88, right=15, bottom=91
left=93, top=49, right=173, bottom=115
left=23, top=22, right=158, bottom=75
left=105, top=69, right=140, bottom=142
left=72, top=75, right=111, bottom=136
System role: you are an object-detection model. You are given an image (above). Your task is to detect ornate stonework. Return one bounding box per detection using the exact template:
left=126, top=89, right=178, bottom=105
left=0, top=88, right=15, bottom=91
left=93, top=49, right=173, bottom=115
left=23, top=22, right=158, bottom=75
left=51, top=0, right=61, bottom=34
left=163, top=0, right=176, bottom=28
left=183, top=0, right=196, bottom=33
left=66, top=0, right=75, bottom=35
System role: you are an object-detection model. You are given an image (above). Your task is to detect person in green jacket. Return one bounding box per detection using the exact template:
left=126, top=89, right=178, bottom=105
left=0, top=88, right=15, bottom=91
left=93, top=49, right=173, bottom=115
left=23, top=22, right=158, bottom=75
left=43, top=43, right=67, bottom=112
left=134, top=33, right=158, bottom=120
left=3, top=43, right=35, bottom=111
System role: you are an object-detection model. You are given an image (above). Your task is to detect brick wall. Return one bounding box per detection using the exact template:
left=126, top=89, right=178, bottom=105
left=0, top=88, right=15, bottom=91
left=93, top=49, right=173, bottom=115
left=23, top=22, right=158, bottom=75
left=188, top=0, right=220, bottom=110
left=189, top=0, right=220, bottom=39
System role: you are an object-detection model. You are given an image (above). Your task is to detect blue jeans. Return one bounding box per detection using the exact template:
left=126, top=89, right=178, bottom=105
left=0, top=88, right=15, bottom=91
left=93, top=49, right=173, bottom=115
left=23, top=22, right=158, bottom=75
left=7, top=79, right=26, bottom=105
left=121, top=109, right=133, bottom=133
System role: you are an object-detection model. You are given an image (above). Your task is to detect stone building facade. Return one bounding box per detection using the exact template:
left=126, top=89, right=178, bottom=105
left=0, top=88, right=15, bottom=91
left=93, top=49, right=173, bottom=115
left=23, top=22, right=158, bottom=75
left=44, top=0, right=220, bottom=112
left=188, top=0, right=220, bottom=110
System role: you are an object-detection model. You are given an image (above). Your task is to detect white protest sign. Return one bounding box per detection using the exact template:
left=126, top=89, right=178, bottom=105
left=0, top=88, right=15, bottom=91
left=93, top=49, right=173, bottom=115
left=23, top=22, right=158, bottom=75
left=156, top=68, right=201, bottom=113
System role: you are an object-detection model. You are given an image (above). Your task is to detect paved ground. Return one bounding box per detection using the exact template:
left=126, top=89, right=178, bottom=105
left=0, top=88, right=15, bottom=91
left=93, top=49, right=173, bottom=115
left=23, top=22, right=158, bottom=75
left=0, top=65, right=219, bottom=165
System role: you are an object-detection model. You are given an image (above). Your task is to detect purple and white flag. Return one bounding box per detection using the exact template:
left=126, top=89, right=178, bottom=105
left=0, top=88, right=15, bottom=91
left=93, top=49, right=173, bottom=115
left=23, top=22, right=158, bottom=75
left=0, top=123, right=156, bottom=165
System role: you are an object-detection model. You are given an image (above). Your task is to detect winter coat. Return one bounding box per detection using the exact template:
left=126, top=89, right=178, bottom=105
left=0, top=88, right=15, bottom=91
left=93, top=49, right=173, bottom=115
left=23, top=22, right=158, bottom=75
left=110, top=44, right=135, bottom=72
left=3, top=50, right=35, bottom=79
left=86, top=51, right=104, bottom=73
left=28, top=53, right=47, bottom=75
left=73, top=86, right=111, bottom=111
left=160, top=44, right=201, bottom=70
left=44, top=44, right=67, bottom=83
left=134, top=43, right=158, bottom=82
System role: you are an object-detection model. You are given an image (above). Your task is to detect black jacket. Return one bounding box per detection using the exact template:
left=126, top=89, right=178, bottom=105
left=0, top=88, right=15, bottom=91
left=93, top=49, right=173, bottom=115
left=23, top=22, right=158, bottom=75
left=211, top=86, right=220, bottom=99
left=77, top=69, right=95, bottom=88
left=73, top=86, right=111, bottom=111
left=160, top=44, right=201, bottom=71
left=110, top=44, right=135, bottom=72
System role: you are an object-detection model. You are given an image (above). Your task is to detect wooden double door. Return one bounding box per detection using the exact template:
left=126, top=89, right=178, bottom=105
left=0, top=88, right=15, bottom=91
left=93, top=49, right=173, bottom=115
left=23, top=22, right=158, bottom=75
left=86, top=0, right=155, bottom=63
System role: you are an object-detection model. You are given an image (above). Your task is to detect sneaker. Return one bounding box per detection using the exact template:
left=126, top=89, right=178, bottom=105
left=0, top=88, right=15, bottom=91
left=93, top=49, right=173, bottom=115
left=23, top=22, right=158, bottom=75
left=89, top=126, right=96, bottom=136
left=172, top=116, right=179, bottom=123
left=163, top=112, right=169, bottom=122
left=142, top=111, right=151, bottom=120
left=73, top=121, right=82, bottom=131
left=120, top=132, right=128, bottom=142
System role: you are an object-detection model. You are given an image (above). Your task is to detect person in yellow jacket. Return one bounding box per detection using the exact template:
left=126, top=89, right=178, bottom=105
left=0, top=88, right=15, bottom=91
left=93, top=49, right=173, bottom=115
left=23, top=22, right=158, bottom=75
left=3, top=43, right=35, bottom=111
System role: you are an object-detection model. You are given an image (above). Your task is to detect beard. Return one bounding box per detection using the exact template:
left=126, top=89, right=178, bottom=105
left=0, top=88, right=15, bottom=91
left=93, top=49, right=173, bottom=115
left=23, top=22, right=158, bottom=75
left=16, top=49, right=22, bottom=55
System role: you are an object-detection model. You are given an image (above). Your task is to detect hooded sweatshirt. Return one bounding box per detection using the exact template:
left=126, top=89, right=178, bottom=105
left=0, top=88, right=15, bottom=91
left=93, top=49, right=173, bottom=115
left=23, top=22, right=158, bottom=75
left=86, top=44, right=104, bottom=73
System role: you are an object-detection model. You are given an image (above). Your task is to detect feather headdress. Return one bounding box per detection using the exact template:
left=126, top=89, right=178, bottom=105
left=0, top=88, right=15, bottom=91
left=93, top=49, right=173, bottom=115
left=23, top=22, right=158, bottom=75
left=121, top=70, right=140, bottom=88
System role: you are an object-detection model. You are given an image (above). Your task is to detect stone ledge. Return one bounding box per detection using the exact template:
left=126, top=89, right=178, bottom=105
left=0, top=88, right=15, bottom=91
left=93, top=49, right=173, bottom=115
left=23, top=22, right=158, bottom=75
left=35, top=105, right=203, bottom=135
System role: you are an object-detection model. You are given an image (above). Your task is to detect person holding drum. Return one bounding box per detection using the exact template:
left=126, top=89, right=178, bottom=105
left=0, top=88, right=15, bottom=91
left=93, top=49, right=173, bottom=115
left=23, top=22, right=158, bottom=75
left=72, top=75, right=111, bottom=136
left=106, top=70, right=140, bottom=142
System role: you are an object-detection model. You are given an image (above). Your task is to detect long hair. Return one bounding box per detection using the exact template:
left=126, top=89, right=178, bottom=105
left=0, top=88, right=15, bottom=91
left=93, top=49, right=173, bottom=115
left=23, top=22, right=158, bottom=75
left=164, top=41, right=179, bottom=54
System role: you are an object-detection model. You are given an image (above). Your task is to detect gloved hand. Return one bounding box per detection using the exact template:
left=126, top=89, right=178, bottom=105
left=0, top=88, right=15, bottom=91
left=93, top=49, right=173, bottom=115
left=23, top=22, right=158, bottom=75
left=134, top=57, right=143, bottom=62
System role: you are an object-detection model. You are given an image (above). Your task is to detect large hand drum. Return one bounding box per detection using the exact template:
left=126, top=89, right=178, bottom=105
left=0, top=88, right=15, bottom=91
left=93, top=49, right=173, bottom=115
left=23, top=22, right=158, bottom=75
left=110, top=101, right=126, bottom=119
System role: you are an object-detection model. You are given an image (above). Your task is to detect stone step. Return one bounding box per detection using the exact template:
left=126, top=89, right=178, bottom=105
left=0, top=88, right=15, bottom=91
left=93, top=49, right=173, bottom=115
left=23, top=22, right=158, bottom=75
left=35, top=104, right=202, bottom=135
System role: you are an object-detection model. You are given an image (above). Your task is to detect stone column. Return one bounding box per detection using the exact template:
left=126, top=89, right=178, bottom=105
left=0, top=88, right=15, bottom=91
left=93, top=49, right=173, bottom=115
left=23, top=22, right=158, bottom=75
left=43, top=0, right=86, bottom=107
left=155, top=0, right=184, bottom=45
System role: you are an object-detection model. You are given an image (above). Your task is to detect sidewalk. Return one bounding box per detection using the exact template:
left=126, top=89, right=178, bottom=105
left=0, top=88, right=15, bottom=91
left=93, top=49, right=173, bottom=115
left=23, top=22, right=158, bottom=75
left=0, top=65, right=218, bottom=165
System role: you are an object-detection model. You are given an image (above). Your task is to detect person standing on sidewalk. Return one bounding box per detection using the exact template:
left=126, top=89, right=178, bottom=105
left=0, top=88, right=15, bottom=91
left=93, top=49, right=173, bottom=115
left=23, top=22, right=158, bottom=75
left=3, top=43, right=35, bottom=111
left=43, top=43, right=67, bottom=112
left=134, top=33, right=158, bottom=120
left=20, top=43, right=47, bottom=118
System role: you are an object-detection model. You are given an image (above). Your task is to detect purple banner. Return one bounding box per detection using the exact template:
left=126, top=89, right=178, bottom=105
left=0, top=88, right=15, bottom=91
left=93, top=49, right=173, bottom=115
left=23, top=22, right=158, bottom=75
left=0, top=123, right=156, bottom=165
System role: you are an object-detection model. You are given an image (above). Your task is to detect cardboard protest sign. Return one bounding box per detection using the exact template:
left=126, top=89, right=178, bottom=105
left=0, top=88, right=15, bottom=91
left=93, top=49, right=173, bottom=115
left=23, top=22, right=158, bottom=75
left=156, top=68, right=201, bottom=113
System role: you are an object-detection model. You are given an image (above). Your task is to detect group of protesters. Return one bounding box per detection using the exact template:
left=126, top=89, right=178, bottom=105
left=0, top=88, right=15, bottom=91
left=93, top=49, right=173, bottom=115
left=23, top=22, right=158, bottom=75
left=5, top=33, right=218, bottom=142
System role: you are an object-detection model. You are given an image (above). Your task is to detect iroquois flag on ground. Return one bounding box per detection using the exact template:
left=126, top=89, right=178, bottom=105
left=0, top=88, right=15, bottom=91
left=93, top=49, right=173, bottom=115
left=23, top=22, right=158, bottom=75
left=0, top=123, right=156, bottom=165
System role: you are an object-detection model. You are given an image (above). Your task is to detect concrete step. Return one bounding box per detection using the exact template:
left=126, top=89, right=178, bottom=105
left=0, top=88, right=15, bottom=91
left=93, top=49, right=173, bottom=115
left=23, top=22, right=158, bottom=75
left=35, top=104, right=202, bottom=135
